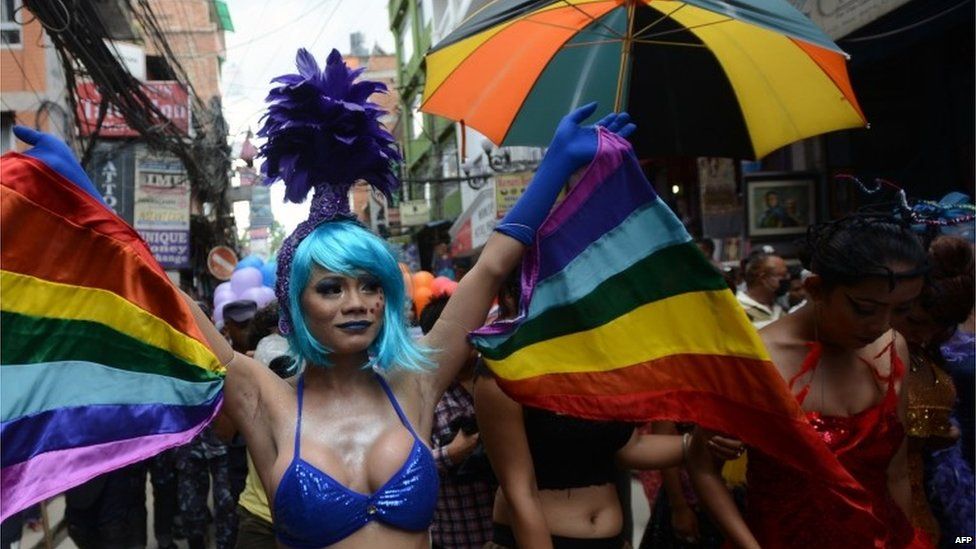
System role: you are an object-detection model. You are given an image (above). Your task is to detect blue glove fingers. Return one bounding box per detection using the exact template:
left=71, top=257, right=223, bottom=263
left=13, top=126, right=106, bottom=206
left=566, top=102, right=598, bottom=124
left=497, top=104, right=603, bottom=245
left=595, top=113, right=617, bottom=128
left=605, top=112, right=632, bottom=133
left=12, top=126, right=41, bottom=145
left=616, top=122, right=637, bottom=138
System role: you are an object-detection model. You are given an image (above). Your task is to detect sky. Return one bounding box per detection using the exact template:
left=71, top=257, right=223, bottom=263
left=220, top=0, right=397, bottom=233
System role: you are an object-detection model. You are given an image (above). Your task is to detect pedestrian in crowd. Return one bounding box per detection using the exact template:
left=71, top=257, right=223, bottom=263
left=178, top=300, right=258, bottom=549
left=0, top=510, right=25, bottom=549
left=893, top=235, right=975, bottom=545
left=64, top=463, right=147, bottom=549
left=143, top=450, right=180, bottom=549
left=475, top=270, right=741, bottom=549
left=696, top=237, right=721, bottom=269
left=178, top=51, right=641, bottom=548
left=637, top=420, right=741, bottom=549
left=176, top=426, right=235, bottom=549
left=221, top=300, right=258, bottom=353
left=735, top=251, right=789, bottom=328
left=432, top=242, right=456, bottom=280
left=785, top=265, right=809, bottom=312
left=690, top=214, right=931, bottom=548
left=418, top=295, right=498, bottom=549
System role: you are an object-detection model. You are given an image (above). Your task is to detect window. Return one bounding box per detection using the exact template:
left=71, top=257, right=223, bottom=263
left=1, top=0, right=22, bottom=48
left=399, top=14, right=414, bottom=65
left=410, top=96, right=424, bottom=141
left=1, top=112, right=14, bottom=152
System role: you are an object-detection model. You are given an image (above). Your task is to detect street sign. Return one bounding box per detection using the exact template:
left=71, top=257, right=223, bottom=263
left=208, top=246, right=238, bottom=280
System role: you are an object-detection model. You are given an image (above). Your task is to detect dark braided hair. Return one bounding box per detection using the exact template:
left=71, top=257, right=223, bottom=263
left=799, top=214, right=929, bottom=290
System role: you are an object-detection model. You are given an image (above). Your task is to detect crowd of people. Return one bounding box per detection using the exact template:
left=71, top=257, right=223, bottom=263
left=2, top=49, right=974, bottom=549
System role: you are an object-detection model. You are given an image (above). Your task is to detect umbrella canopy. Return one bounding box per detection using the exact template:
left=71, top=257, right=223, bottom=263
left=421, top=0, right=866, bottom=159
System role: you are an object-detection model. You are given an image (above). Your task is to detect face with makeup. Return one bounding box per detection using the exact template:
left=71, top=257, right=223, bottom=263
left=301, top=265, right=386, bottom=356
left=805, top=265, right=923, bottom=350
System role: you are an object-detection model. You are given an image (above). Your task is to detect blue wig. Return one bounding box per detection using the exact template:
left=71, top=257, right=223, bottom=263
left=287, top=220, right=431, bottom=372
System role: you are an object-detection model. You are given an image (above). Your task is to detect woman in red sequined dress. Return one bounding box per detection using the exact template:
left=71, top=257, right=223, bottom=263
left=689, top=216, right=933, bottom=549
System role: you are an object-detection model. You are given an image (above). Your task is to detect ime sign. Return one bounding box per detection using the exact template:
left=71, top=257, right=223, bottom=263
left=75, top=81, right=191, bottom=137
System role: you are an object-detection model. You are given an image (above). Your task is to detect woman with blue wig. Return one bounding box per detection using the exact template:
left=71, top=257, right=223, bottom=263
left=178, top=48, right=639, bottom=548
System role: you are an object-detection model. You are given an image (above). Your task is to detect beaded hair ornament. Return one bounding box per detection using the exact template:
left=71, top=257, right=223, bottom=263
left=807, top=175, right=975, bottom=289
left=257, top=49, right=401, bottom=334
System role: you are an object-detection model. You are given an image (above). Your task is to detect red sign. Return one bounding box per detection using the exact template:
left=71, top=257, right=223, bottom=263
left=450, top=218, right=472, bottom=256
left=207, top=246, right=238, bottom=281
left=76, top=81, right=191, bottom=137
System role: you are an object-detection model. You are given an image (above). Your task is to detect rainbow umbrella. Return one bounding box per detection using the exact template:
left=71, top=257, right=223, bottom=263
left=421, top=0, right=866, bottom=159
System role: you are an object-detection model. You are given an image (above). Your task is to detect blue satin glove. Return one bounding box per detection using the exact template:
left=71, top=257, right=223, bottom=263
left=13, top=126, right=105, bottom=205
left=495, top=103, right=636, bottom=245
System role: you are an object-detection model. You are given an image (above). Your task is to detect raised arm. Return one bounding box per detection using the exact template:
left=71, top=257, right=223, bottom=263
left=422, top=105, right=636, bottom=397
left=178, top=291, right=278, bottom=466
left=614, top=430, right=684, bottom=470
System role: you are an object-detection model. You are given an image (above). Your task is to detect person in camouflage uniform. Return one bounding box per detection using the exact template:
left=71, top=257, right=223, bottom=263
left=176, top=426, right=236, bottom=549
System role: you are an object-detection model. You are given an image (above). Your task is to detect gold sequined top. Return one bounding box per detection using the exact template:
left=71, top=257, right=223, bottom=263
left=906, top=349, right=957, bottom=542
left=906, top=351, right=956, bottom=438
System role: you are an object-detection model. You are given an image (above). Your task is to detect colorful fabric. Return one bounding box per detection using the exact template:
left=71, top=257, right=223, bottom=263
left=0, top=152, right=224, bottom=521
left=470, top=129, right=875, bottom=526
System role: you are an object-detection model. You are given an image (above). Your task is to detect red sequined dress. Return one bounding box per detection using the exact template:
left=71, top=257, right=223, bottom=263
left=745, top=341, right=930, bottom=549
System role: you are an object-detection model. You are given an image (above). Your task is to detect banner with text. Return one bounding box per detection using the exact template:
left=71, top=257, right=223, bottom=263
left=134, top=146, right=190, bottom=269
left=88, top=141, right=136, bottom=224
left=495, top=172, right=532, bottom=219
left=76, top=81, right=191, bottom=137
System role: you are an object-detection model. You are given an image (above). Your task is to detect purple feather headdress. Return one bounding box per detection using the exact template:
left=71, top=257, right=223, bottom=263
left=257, top=48, right=402, bottom=334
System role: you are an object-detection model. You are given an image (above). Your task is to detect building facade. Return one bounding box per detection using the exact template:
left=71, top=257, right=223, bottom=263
left=0, top=0, right=72, bottom=152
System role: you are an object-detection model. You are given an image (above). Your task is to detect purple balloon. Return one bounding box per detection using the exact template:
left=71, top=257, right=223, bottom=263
left=241, top=286, right=276, bottom=308
left=256, top=286, right=277, bottom=307
left=231, top=267, right=263, bottom=294
left=214, top=281, right=234, bottom=299
left=213, top=294, right=234, bottom=314
left=213, top=302, right=224, bottom=324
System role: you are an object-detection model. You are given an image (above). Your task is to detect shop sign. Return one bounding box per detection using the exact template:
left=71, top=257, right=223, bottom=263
left=249, top=185, right=274, bottom=229
left=88, top=141, right=136, bottom=224
left=400, top=200, right=430, bottom=227
left=208, top=246, right=238, bottom=280
left=495, top=172, right=532, bottom=219
left=76, top=81, right=191, bottom=137
left=450, top=188, right=496, bottom=256
left=134, top=146, right=190, bottom=269
left=105, top=40, right=146, bottom=80
left=787, top=0, right=911, bottom=39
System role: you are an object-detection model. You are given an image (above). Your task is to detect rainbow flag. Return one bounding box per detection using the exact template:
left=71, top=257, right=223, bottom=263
left=471, top=129, right=873, bottom=518
left=0, top=152, right=224, bottom=521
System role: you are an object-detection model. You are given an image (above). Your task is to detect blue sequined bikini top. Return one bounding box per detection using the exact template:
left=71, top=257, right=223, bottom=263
left=272, top=373, right=439, bottom=548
